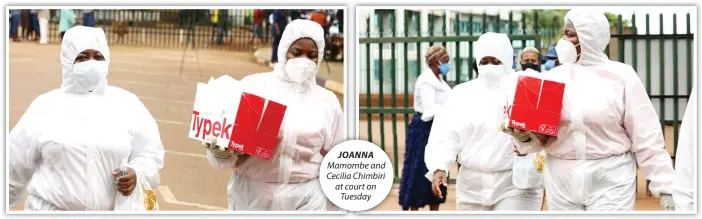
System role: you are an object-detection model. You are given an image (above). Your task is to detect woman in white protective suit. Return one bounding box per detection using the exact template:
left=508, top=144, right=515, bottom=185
left=8, top=26, right=165, bottom=211
left=424, top=32, right=544, bottom=211
left=673, top=85, right=696, bottom=211
left=203, top=19, right=344, bottom=211
left=505, top=10, right=676, bottom=211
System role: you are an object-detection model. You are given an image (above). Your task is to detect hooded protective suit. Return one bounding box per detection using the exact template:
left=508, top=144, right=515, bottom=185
left=673, top=85, right=696, bottom=211
left=8, top=26, right=165, bottom=211
left=424, top=32, right=543, bottom=211
left=205, top=19, right=344, bottom=211
left=513, top=10, right=675, bottom=210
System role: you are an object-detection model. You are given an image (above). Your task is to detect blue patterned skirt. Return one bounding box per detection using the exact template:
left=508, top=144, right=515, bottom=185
left=398, top=112, right=448, bottom=210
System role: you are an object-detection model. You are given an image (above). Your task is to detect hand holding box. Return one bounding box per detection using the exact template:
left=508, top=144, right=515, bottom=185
left=503, top=71, right=566, bottom=136
left=189, top=77, right=287, bottom=160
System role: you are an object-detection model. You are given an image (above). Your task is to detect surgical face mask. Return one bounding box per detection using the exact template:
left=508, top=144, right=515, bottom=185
left=521, top=62, right=540, bottom=72
left=478, top=64, right=508, bottom=85
left=71, top=60, right=108, bottom=92
left=284, top=57, right=317, bottom=83
left=555, top=39, right=580, bottom=65
left=438, top=62, right=451, bottom=76
left=544, top=59, right=557, bottom=71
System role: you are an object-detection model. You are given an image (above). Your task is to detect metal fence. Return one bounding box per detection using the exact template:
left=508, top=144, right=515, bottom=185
left=40, top=9, right=272, bottom=51
left=358, top=9, right=695, bottom=197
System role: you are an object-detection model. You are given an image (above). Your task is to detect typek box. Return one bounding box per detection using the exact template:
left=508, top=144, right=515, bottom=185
left=189, top=77, right=286, bottom=160
left=503, top=72, right=565, bottom=136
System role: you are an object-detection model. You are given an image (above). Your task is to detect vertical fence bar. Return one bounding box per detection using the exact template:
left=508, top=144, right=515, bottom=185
left=482, top=11, right=487, bottom=34
left=646, top=14, right=651, bottom=94
left=390, top=12, right=399, bottom=179
left=685, top=12, right=694, bottom=94
left=366, top=17, right=373, bottom=143
left=442, top=12, right=447, bottom=49
left=521, top=12, right=526, bottom=51
left=455, top=12, right=461, bottom=83
left=659, top=13, right=665, bottom=134
left=468, top=13, right=474, bottom=80
left=379, top=13, right=386, bottom=152
left=632, top=13, right=638, bottom=73
left=403, top=11, right=410, bottom=132
left=672, top=14, right=679, bottom=155
left=618, top=15, right=624, bottom=62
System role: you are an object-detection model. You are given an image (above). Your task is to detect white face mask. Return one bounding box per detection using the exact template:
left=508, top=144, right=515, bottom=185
left=284, top=58, right=317, bottom=83
left=71, top=60, right=108, bottom=92
left=555, top=39, right=580, bottom=65
left=478, top=64, right=508, bottom=85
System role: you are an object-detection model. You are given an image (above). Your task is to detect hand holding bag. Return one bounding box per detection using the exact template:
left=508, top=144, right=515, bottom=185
left=113, top=171, right=159, bottom=211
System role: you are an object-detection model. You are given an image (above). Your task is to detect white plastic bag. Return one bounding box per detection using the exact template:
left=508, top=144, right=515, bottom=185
left=113, top=171, right=159, bottom=211
left=512, top=152, right=544, bottom=190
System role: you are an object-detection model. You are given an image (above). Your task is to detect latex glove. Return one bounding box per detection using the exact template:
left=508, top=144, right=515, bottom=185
left=659, top=193, right=675, bottom=211
left=202, top=137, right=241, bottom=159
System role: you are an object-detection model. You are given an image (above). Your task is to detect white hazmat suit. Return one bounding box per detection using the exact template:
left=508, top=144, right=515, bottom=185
left=8, top=26, right=165, bottom=211
left=512, top=10, right=675, bottom=211
left=205, top=20, right=344, bottom=211
left=673, top=85, right=697, bottom=211
left=424, top=32, right=543, bottom=211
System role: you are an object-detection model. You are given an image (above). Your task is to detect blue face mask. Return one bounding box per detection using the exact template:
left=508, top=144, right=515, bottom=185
left=544, top=60, right=556, bottom=71
left=439, top=62, right=451, bottom=76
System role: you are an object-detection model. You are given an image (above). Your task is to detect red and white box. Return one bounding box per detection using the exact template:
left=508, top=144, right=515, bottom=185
left=189, top=77, right=287, bottom=160
left=503, top=71, right=565, bottom=136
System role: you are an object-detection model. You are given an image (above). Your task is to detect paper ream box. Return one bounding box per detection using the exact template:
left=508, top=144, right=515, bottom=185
left=228, top=92, right=287, bottom=160
left=506, top=75, right=565, bottom=136
left=188, top=81, right=287, bottom=160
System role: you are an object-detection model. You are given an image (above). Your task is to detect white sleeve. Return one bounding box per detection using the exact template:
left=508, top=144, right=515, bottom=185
left=322, top=97, right=344, bottom=155
left=8, top=99, right=43, bottom=210
left=423, top=90, right=462, bottom=181
left=417, top=82, right=439, bottom=122
left=623, top=70, right=675, bottom=197
left=128, top=98, right=165, bottom=189
left=673, top=86, right=696, bottom=210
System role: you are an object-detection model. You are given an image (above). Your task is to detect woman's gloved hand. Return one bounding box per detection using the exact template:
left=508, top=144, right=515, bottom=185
left=202, top=137, right=242, bottom=159
left=503, top=127, right=550, bottom=145
left=659, top=193, right=675, bottom=211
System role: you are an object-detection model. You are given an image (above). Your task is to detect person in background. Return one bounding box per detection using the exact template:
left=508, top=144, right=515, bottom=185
left=336, top=10, right=343, bottom=33
left=519, top=46, right=541, bottom=72
left=543, top=45, right=559, bottom=71
left=83, top=9, right=96, bottom=27
left=38, top=9, right=50, bottom=44
left=59, top=9, right=76, bottom=40
left=309, top=10, right=328, bottom=32
left=251, top=9, right=264, bottom=48
left=673, top=85, right=696, bottom=211
left=289, top=9, right=302, bottom=21
left=271, top=9, right=287, bottom=64
left=204, top=20, right=342, bottom=211
left=210, top=9, right=219, bottom=43
left=399, top=46, right=452, bottom=211
left=216, top=9, right=228, bottom=45
left=425, top=33, right=544, bottom=211
left=10, top=10, right=22, bottom=42
left=8, top=26, right=165, bottom=211
left=505, top=10, right=675, bottom=211
left=30, top=10, right=39, bottom=41
left=21, top=10, right=33, bottom=40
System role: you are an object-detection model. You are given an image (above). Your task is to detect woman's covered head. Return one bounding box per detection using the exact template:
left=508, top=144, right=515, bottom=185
left=276, top=19, right=325, bottom=83
left=474, top=32, right=513, bottom=84
left=60, top=26, right=110, bottom=93
left=555, top=10, right=611, bottom=66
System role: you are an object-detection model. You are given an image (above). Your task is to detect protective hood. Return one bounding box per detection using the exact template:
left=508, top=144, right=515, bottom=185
left=60, top=26, right=110, bottom=94
left=474, top=32, right=514, bottom=85
left=273, top=19, right=326, bottom=90
left=564, top=10, right=611, bottom=66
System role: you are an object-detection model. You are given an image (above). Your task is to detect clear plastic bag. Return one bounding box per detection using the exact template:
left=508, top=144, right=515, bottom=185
left=512, top=152, right=544, bottom=190
left=113, top=171, right=159, bottom=211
